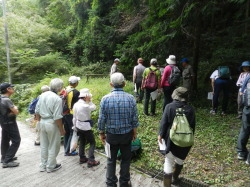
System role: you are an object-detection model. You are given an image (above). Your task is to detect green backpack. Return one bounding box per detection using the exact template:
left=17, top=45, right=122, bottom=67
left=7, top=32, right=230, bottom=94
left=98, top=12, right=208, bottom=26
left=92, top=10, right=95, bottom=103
left=218, top=66, right=230, bottom=79
left=170, top=108, right=194, bottom=147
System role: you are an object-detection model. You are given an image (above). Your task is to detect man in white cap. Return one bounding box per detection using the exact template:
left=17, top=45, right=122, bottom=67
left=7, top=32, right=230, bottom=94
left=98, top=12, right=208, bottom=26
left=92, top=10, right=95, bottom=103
left=161, top=55, right=180, bottom=111
left=110, top=58, right=120, bottom=75
left=63, top=75, right=80, bottom=156
left=98, top=72, right=139, bottom=187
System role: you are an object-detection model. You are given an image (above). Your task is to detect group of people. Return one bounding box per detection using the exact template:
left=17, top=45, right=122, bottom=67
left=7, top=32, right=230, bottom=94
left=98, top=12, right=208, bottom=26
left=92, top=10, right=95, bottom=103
left=0, top=56, right=249, bottom=187
left=111, top=55, right=195, bottom=116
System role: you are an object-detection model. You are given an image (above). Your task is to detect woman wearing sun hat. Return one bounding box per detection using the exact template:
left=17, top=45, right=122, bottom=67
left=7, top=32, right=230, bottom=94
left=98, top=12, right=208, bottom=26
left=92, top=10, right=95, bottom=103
left=72, top=88, right=100, bottom=168
left=236, top=61, right=250, bottom=119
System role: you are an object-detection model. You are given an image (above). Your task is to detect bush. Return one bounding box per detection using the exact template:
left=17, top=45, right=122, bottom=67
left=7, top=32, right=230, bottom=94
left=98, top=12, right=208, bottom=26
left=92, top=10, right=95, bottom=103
left=12, top=52, right=70, bottom=83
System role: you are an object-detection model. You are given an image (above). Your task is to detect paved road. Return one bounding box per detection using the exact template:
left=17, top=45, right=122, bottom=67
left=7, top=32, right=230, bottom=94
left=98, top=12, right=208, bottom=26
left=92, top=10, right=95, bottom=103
left=0, top=122, right=163, bottom=187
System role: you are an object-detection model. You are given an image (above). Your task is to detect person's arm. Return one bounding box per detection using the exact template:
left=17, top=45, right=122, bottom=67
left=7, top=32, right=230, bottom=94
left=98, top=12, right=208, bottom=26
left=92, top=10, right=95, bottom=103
left=55, top=118, right=65, bottom=136
left=9, top=105, right=19, bottom=115
left=131, top=98, right=139, bottom=141
left=240, top=76, right=250, bottom=94
left=132, top=128, right=137, bottom=141
left=211, top=78, right=215, bottom=94
left=133, top=66, right=137, bottom=83
left=141, top=69, right=147, bottom=90
left=98, top=99, right=107, bottom=144
left=158, top=105, right=171, bottom=143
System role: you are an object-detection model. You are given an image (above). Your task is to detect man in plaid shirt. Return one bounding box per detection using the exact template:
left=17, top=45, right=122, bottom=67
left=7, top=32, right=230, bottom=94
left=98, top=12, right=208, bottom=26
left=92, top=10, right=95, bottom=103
left=98, top=72, right=139, bottom=187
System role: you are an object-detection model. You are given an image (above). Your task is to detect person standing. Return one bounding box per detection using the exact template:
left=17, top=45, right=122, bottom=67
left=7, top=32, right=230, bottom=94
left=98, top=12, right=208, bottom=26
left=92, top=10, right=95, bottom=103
left=98, top=73, right=139, bottom=187
left=110, top=58, right=120, bottom=75
left=0, top=83, right=21, bottom=168
left=236, top=61, right=250, bottom=119
left=158, top=87, right=196, bottom=186
left=72, top=88, right=100, bottom=167
left=133, top=58, right=146, bottom=103
left=161, top=55, right=178, bottom=111
left=34, top=85, right=50, bottom=146
left=237, top=75, right=250, bottom=164
left=180, top=58, right=195, bottom=91
left=63, top=76, right=80, bottom=156
left=210, top=67, right=231, bottom=115
left=141, top=58, right=161, bottom=116
left=35, top=78, right=66, bottom=173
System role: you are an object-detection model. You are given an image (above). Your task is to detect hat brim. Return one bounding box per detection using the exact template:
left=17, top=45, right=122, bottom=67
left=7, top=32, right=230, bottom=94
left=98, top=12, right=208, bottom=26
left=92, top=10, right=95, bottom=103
left=166, top=59, right=176, bottom=65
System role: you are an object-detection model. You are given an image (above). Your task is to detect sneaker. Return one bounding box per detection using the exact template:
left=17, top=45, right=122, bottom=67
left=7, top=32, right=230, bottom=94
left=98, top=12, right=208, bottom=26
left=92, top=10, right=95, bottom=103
left=34, top=141, right=40, bottom=146
left=65, top=151, right=78, bottom=156
left=1, top=156, right=17, bottom=163
left=221, top=111, right=226, bottom=116
left=87, top=160, right=100, bottom=168
left=2, top=161, right=20, bottom=168
left=47, top=164, right=62, bottom=173
left=246, top=160, right=249, bottom=165
left=79, top=157, right=88, bottom=164
left=210, top=110, right=216, bottom=115
left=237, top=153, right=247, bottom=160
left=40, top=167, right=46, bottom=172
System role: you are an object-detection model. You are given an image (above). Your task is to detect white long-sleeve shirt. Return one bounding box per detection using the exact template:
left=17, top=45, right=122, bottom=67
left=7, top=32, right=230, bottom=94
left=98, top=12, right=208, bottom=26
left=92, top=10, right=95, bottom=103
left=72, top=99, right=96, bottom=131
left=236, top=72, right=250, bottom=87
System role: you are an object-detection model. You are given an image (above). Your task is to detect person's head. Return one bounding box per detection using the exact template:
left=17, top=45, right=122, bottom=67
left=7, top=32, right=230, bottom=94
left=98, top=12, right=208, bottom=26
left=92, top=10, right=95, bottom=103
left=180, top=58, right=189, bottom=67
left=0, top=83, right=15, bottom=95
left=166, top=55, right=176, bottom=65
left=240, top=61, right=250, bottom=72
left=110, top=72, right=125, bottom=88
left=79, top=88, right=92, bottom=101
left=172, top=87, right=188, bottom=102
left=114, top=58, right=120, bottom=65
left=150, top=58, right=158, bottom=66
left=41, top=85, right=50, bottom=93
left=50, top=78, right=64, bottom=93
left=68, top=76, right=80, bottom=87
left=137, top=58, right=143, bottom=64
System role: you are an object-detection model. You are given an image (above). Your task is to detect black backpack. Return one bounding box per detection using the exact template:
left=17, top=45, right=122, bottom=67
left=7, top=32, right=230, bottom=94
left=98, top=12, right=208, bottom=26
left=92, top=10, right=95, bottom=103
left=168, top=65, right=181, bottom=85
left=0, top=96, right=9, bottom=125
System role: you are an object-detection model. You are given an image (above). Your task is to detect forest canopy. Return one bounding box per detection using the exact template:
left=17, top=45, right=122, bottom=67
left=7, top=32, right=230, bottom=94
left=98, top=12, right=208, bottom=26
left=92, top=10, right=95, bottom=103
left=0, top=0, right=249, bottom=87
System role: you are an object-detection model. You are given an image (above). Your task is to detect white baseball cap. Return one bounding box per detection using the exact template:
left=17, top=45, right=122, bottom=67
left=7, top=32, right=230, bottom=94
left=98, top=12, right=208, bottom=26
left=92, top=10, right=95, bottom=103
left=69, top=76, right=80, bottom=84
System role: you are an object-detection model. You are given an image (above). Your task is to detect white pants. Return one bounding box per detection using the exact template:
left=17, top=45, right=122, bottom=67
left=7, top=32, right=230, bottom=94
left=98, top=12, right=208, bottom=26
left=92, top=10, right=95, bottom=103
left=40, top=119, right=61, bottom=171
left=35, top=121, right=40, bottom=143
left=164, top=152, right=184, bottom=174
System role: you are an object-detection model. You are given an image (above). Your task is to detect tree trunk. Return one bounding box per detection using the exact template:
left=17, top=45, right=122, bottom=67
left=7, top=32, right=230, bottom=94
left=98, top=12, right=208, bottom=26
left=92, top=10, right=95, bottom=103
left=192, top=10, right=202, bottom=91
left=246, top=0, right=250, bottom=33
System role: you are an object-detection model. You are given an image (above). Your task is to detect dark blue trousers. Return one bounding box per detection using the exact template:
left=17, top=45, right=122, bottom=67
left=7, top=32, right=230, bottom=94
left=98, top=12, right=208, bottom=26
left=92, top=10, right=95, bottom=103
left=212, top=78, right=230, bottom=112
left=63, top=114, right=73, bottom=154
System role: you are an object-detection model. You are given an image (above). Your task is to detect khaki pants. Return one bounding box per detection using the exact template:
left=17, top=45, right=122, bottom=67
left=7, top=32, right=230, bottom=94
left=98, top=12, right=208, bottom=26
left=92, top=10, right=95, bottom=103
left=39, top=118, right=61, bottom=171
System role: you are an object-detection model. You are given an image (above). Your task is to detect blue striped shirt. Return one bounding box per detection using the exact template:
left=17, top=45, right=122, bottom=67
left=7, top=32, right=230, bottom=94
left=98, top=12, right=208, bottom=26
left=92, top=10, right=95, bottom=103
left=98, top=88, right=139, bottom=134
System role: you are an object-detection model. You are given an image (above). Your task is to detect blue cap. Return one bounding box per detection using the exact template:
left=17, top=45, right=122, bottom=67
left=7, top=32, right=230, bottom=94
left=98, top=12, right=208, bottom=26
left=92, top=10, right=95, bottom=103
left=180, top=58, right=189, bottom=63
left=241, top=61, right=250, bottom=67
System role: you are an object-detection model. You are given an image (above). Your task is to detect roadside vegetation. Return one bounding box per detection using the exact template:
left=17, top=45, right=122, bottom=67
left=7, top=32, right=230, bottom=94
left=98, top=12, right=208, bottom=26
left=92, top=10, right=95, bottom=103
left=14, top=76, right=250, bottom=187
